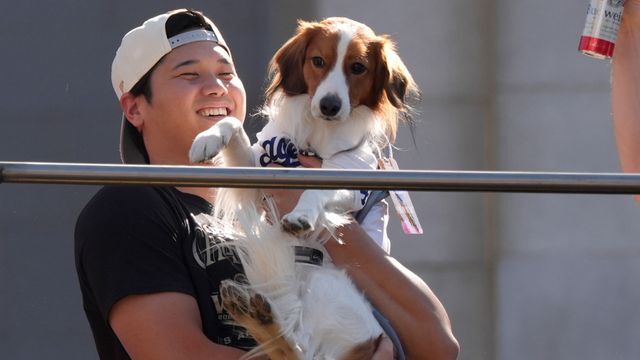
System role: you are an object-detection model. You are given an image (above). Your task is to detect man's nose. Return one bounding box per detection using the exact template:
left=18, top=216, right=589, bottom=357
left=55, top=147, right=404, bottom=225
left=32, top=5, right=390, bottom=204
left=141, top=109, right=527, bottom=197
left=202, top=75, right=227, bottom=96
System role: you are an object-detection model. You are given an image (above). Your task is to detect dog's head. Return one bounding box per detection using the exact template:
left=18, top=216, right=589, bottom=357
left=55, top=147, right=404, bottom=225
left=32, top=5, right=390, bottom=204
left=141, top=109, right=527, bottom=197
left=266, top=17, right=419, bottom=142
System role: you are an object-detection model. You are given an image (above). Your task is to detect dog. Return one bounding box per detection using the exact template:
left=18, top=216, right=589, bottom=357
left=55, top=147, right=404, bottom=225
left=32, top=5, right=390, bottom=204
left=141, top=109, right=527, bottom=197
left=189, top=17, right=418, bottom=359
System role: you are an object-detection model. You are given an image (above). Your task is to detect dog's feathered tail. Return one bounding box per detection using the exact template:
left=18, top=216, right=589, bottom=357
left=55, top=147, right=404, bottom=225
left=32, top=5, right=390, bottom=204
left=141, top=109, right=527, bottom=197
left=218, top=202, right=304, bottom=349
left=213, top=186, right=263, bottom=226
left=212, top=201, right=384, bottom=359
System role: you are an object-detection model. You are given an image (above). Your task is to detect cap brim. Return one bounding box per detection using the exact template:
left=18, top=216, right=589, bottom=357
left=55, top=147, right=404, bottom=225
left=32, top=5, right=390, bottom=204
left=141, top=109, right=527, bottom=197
left=120, top=115, right=149, bottom=164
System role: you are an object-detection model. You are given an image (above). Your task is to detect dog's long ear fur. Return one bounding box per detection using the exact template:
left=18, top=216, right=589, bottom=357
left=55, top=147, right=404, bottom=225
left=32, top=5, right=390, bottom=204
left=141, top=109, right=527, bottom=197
left=266, top=20, right=321, bottom=103
left=372, top=35, right=421, bottom=142
left=380, top=36, right=420, bottom=110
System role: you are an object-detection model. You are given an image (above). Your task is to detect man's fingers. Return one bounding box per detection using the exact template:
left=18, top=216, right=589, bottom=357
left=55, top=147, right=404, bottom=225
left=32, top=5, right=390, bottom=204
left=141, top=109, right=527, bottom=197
left=371, top=335, right=394, bottom=360
left=298, top=155, right=322, bottom=168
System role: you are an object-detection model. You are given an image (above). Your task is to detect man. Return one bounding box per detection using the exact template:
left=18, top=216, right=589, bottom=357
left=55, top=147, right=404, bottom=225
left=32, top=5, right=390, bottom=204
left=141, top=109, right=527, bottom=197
left=75, top=8, right=458, bottom=359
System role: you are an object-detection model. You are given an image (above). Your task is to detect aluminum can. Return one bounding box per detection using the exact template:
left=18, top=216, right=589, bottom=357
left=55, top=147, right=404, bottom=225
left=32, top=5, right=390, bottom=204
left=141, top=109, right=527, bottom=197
left=578, top=0, right=625, bottom=59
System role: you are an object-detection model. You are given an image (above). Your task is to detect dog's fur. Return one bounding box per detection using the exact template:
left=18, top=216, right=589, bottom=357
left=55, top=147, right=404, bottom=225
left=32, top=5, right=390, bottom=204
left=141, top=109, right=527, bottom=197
left=189, top=17, right=418, bottom=359
left=213, top=204, right=383, bottom=359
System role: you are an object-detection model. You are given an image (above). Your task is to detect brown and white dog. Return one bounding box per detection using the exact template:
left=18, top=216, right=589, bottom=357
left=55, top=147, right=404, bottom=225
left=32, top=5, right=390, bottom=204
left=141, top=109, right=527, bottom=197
left=189, top=17, right=418, bottom=359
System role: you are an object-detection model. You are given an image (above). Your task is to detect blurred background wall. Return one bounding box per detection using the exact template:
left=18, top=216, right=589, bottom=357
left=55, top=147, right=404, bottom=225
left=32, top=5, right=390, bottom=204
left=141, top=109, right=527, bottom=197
left=1, top=1, right=639, bottom=359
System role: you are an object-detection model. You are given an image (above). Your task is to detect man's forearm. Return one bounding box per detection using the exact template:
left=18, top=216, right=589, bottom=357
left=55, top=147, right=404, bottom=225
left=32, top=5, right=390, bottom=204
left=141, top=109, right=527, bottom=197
left=612, top=1, right=640, bottom=174
left=326, top=224, right=459, bottom=359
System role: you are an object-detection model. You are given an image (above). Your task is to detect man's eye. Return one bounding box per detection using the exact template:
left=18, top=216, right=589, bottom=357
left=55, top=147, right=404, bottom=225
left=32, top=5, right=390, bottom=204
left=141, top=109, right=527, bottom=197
left=219, top=72, right=235, bottom=79
left=180, top=72, right=198, bottom=78
left=311, top=56, right=325, bottom=68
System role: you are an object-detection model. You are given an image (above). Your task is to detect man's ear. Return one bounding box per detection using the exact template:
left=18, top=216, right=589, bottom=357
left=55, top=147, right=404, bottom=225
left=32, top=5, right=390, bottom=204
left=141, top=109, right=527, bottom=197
left=120, top=93, right=144, bottom=129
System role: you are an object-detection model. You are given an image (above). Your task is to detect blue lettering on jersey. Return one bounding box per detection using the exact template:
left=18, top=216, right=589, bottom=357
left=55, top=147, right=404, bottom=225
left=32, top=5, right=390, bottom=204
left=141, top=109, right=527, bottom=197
left=259, top=136, right=301, bottom=168
left=258, top=136, right=369, bottom=208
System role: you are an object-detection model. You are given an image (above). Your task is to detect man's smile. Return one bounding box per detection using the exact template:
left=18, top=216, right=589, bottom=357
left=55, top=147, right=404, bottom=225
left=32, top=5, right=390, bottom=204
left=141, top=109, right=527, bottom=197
left=197, top=107, right=229, bottom=117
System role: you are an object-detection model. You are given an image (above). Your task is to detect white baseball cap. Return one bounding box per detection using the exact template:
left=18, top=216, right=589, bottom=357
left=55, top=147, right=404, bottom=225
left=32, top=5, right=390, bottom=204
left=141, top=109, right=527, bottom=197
left=111, top=9, right=229, bottom=164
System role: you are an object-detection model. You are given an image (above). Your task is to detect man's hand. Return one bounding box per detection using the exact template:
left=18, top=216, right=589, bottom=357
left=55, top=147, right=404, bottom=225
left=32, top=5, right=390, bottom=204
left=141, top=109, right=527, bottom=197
left=297, top=154, right=323, bottom=168
left=371, top=335, right=395, bottom=359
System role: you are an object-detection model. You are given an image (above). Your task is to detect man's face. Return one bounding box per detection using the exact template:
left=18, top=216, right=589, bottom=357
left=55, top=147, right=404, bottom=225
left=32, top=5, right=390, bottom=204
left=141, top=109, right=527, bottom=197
left=137, top=42, right=246, bottom=165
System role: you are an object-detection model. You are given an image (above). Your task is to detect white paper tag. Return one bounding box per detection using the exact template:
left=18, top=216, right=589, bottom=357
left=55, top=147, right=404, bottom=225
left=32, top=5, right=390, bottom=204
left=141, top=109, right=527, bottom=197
left=378, top=158, right=423, bottom=235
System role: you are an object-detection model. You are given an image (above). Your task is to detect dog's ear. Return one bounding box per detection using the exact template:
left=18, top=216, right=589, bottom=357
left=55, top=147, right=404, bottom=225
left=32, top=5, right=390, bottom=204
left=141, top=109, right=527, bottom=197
left=370, top=36, right=420, bottom=143
left=369, top=39, right=389, bottom=109
left=266, top=20, right=319, bottom=102
left=374, top=35, right=420, bottom=111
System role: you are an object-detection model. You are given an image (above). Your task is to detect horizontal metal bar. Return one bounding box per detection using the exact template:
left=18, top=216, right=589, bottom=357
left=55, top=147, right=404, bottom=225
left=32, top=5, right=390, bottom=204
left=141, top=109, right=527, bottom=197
left=1, top=161, right=640, bottom=194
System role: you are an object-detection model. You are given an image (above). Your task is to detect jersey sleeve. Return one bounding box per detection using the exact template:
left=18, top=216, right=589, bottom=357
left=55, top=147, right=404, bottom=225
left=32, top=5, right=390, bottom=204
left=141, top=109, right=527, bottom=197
left=75, top=186, right=195, bottom=319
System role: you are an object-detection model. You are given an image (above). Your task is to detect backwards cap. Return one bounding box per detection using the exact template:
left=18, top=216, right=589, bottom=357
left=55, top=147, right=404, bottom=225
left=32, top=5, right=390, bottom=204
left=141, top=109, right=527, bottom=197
left=111, top=9, right=228, bottom=163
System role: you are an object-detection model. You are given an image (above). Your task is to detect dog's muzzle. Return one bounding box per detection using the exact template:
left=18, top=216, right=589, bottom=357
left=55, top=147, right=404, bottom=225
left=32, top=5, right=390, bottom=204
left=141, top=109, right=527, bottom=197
left=319, top=94, right=342, bottom=119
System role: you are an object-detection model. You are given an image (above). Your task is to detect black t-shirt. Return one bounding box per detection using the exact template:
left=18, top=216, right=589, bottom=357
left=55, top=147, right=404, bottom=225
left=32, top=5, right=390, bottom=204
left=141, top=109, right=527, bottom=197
left=74, top=186, right=256, bottom=359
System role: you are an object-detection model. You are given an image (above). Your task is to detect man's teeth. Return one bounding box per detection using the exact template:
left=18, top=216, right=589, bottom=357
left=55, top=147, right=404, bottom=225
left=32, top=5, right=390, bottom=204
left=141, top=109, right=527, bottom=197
left=199, top=108, right=227, bottom=116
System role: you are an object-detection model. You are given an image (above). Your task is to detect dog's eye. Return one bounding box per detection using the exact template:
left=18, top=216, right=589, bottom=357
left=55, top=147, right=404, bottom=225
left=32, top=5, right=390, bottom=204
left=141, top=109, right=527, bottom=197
left=350, top=62, right=366, bottom=75
left=311, top=56, right=325, bottom=68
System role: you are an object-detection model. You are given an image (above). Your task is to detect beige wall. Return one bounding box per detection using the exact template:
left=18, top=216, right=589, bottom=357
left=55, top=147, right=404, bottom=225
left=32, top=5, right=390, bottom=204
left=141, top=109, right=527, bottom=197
left=495, top=1, right=640, bottom=359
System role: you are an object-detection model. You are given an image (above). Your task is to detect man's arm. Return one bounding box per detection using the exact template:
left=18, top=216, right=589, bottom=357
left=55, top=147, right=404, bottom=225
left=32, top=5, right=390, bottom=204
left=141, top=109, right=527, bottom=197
left=110, top=292, right=248, bottom=360
left=612, top=0, right=640, bottom=199
left=268, top=155, right=459, bottom=359
left=325, top=224, right=459, bottom=360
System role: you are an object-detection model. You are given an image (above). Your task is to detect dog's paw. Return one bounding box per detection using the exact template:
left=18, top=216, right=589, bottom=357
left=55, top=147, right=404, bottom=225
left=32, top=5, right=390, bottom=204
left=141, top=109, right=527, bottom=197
left=220, top=280, right=274, bottom=326
left=189, top=128, right=231, bottom=163
left=281, top=212, right=315, bottom=236
left=248, top=292, right=274, bottom=325
left=220, top=280, right=250, bottom=317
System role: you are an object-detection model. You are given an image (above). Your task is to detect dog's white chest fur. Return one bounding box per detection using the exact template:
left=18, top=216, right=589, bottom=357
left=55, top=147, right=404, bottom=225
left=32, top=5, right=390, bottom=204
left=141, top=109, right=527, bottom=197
left=264, top=94, right=378, bottom=160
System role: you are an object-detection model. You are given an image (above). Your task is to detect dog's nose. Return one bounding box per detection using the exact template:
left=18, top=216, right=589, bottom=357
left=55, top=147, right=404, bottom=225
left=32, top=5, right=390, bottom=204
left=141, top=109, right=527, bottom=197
left=319, top=95, right=342, bottom=118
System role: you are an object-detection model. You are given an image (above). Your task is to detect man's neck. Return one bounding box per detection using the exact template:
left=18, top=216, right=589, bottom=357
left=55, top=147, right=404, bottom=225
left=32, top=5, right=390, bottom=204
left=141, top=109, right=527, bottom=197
left=147, top=156, right=218, bottom=202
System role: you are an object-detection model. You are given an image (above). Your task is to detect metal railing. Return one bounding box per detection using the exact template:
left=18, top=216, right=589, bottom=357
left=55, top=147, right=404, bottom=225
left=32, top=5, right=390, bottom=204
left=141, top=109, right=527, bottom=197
left=2, top=161, right=640, bottom=194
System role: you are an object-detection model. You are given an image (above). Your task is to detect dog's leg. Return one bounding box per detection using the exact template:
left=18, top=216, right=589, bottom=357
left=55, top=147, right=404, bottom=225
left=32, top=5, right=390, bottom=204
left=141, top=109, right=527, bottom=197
left=189, top=117, right=260, bottom=219
left=189, top=117, right=254, bottom=167
left=281, top=189, right=355, bottom=236
left=220, top=280, right=301, bottom=360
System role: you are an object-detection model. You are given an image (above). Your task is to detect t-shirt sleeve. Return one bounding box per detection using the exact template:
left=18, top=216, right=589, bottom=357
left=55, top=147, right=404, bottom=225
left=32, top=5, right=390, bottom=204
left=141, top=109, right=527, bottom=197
left=75, top=187, right=195, bottom=319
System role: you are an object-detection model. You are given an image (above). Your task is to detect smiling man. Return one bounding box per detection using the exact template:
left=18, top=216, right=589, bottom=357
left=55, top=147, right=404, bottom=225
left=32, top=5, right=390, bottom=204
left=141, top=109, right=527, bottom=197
left=75, top=10, right=255, bottom=359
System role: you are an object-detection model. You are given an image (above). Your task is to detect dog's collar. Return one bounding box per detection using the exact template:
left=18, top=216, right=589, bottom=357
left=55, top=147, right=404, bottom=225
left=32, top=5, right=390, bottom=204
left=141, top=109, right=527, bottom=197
left=294, top=246, right=324, bottom=266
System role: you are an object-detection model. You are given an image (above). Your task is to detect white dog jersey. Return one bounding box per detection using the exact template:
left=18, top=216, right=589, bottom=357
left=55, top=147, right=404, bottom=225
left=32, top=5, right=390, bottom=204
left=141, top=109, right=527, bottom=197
left=252, top=120, right=390, bottom=253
